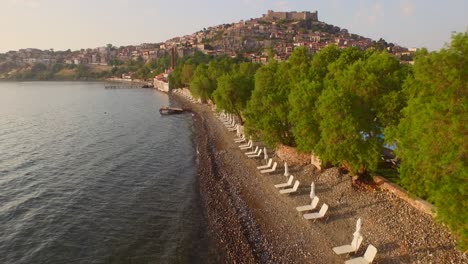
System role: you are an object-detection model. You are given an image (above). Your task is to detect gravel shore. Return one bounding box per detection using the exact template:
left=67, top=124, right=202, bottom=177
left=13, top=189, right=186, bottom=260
left=173, top=94, right=467, bottom=264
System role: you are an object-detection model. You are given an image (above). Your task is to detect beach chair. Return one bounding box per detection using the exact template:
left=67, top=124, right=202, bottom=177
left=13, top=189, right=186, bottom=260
left=226, top=120, right=236, bottom=128
left=257, top=158, right=272, bottom=170
left=222, top=115, right=232, bottom=125
left=283, top=162, right=290, bottom=176
left=296, top=196, right=319, bottom=212
left=221, top=117, right=230, bottom=124
left=332, top=235, right=363, bottom=255
left=234, top=135, right=245, bottom=143
left=226, top=119, right=236, bottom=127
left=274, top=175, right=294, bottom=188
left=219, top=113, right=227, bottom=121
left=239, top=140, right=252, bottom=149
left=260, top=162, right=277, bottom=174
left=344, top=244, right=377, bottom=264
left=245, top=146, right=259, bottom=155
left=303, top=204, right=328, bottom=220
left=279, top=180, right=299, bottom=194
left=248, top=149, right=262, bottom=158
left=228, top=124, right=238, bottom=132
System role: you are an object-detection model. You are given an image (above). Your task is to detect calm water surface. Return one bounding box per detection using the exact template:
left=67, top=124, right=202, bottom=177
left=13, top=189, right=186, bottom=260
left=0, top=82, right=212, bottom=263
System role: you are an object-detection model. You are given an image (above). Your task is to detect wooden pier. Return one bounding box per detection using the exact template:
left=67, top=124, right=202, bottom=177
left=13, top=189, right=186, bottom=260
left=105, top=84, right=153, bottom=89
left=105, top=85, right=142, bottom=89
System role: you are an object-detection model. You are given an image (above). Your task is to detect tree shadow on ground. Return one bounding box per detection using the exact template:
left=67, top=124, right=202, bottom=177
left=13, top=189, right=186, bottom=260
left=315, top=185, right=332, bottom=193
left=289, top=186, right=312, bottom=196
left=327, top=210, right=356, bottom=223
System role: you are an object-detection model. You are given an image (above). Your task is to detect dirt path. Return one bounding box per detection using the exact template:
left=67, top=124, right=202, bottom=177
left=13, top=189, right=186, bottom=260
left=174, top=95, right=467, bottom=264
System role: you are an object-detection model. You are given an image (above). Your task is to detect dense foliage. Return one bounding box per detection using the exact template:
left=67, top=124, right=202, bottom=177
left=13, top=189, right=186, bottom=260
left=288, top=45, right=342, bottom=152
left=9, top=63, right=113, bottom=81
left=315, top=50, right=408, bottom=175
left=212, top=62, right=260, bottom=123
left=168, top=33, right=466, bottom=248
left=387, top=32, right=467, bottom=249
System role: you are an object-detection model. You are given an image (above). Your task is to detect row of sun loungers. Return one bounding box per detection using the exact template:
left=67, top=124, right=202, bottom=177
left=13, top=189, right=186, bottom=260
left=219, top=112, right=377, bottom=263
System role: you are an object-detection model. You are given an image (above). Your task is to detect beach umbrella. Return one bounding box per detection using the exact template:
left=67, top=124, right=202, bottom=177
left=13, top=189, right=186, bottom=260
left=284, top=162, right=290, bottom=176
left=310, top=182, right=315, bottom=199
left=263, top=147, right=268, bottom=160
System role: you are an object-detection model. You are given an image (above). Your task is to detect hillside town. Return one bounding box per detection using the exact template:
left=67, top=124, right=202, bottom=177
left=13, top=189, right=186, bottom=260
left=0, top=10, right=417, bottom=80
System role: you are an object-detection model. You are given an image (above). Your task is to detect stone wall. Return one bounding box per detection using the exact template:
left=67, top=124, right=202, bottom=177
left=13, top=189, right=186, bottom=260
left=264, top=10, right=318, bottom=21
left=275, top=144, right=310, bottom=166
left=310, top=153, right=322, bottom=170
left=154, top=79, right=169, bottom=92
left=373, top=176, right=436, bottom=216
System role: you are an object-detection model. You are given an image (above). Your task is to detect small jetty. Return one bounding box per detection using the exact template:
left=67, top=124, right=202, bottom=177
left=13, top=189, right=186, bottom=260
left=159, top=106, right=190, bottom=115
left=105, top=85, right=142, bottom=89
left=105, top=84, right=153, bottom=89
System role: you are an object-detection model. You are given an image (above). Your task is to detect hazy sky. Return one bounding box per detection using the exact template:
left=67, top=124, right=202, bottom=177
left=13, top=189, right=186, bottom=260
left=0, top=0, right=466, bottom=52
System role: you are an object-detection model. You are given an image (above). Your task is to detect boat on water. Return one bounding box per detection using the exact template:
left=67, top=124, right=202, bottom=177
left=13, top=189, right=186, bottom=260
left=159, top=106, right=189, bottom=115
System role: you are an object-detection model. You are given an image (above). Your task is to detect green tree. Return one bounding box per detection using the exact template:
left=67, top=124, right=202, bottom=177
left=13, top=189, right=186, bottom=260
left=75, top=64, right=91, bottom=80
left=207, top=57, right=236, bottom=86
left=212, top=62, right=260, bottom=123
left=190, top=64, right=216, bottom=102
left=31, top=63, right=47, bottom=74
left=315, top=50, right=407, bottom=176
left=180, top=64, right=197, bottom=86
left=245, top=60, right=295, bottom=146
left=135, top=65, right=151, bottom=80
left=388, top=32, right=467, bottom=249
left=289, top=45, right=343, bottom=152
left=288, top=80, right=323, bottom=152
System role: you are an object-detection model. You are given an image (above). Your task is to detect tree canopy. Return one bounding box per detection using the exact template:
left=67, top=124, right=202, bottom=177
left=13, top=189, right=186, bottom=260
left=387, top=32, right=467, bottom=249
left=212, top=62, right=260, bottom=123
left=315, top=50, right=407, bottom=175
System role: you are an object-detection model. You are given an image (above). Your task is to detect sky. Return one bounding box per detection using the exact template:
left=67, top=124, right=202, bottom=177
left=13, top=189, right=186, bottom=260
left=0, top=0, right=466, bottom=52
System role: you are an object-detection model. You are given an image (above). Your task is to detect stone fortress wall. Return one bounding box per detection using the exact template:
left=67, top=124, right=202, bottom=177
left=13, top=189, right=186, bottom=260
left=263, top=10, right=318, bottom=21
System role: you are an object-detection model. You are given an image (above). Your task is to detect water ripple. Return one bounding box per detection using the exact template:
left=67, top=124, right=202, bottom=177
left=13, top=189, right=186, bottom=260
left=0, top=82, right=210, bottom=264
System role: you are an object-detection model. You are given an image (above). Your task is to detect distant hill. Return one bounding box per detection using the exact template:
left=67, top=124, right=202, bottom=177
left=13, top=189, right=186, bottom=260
left=0, top=10, right=414, bottom=80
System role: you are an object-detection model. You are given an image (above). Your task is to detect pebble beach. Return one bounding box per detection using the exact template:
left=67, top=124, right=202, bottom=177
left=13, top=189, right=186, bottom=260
left=174, top=94, right=467, bottom=264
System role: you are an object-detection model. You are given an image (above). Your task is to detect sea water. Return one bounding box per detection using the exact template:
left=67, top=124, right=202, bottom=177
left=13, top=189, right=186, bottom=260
left=0, top=82, right=211, bottom=263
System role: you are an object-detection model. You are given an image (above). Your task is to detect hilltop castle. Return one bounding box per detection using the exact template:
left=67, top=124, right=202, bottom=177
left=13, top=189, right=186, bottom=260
left=263, top=10, right=318, bottom=21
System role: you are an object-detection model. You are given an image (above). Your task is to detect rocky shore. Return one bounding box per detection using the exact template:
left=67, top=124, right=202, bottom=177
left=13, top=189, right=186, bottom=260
left=173, top=94, right=467, bottom=264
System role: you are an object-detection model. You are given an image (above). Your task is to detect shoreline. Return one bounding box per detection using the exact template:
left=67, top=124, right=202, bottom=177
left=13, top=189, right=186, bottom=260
left=171, top=92, right=467, bottom=263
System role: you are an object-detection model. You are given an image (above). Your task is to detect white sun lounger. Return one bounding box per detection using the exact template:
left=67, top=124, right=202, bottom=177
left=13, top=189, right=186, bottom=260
left=344, top=244, right=377, bottom=264
left=274, top=175, right=294, bottom=188
left=228, top=124, right=238, bottom=131
left=239, top=140, right=252, bottom=149
left=226, top=122, right=236, bottom=129
left=257, top=158, right=272, bottom=169
left=223, top=117, right=232, bottom=125
left=279, top=180, right=299, bottom=194
left=283, top=162, right=290, bottom=176
left=245, top=146, right=259, bottom=155
left=225, top=119, right=235, bottom=127
left=303, top=204, right=328, bottom=220
left=260, top=162, right=277, bottom=174
left=248, top=149, right=262, bottom=158
left=296, top=196, right=319, bottom=212
left=234, top=135, right=245, bottom=143
left=333, top=235, right=363, bottom=255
